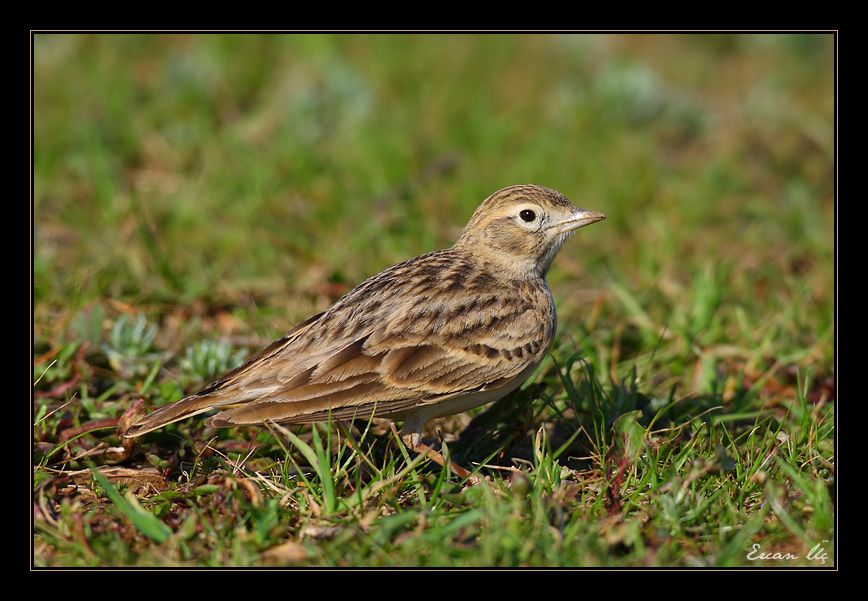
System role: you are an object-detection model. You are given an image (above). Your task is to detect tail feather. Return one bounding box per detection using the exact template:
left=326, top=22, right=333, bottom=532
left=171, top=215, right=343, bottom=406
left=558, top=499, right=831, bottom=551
left=122, top=394, right=228, bottom=438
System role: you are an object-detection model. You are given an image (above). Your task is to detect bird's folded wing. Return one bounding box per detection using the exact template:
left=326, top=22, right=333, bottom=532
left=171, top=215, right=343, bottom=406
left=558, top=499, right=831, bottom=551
left=208, top=295, right=551, bottom=427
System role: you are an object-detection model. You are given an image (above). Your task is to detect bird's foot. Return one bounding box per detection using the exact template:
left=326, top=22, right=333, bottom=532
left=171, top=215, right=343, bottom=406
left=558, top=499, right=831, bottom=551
left=394, top=424, right=481, bottom=485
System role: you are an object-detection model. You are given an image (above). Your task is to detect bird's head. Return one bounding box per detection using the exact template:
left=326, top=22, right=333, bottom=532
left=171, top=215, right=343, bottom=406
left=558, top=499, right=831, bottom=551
left=455, top=184, right=606, bottom=278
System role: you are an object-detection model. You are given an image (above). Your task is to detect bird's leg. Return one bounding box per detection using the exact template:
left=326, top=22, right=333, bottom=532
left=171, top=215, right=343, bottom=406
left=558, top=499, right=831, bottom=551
left=393, top=421, right=480, bottom=485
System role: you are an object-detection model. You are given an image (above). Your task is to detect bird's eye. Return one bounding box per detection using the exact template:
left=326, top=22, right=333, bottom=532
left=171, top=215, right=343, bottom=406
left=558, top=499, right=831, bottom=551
left=519, top=209, right=536, bottom=222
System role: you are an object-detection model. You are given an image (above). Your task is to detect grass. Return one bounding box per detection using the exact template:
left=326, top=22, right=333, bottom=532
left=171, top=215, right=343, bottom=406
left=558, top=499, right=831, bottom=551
left=33, top=33, right=834, bottom=567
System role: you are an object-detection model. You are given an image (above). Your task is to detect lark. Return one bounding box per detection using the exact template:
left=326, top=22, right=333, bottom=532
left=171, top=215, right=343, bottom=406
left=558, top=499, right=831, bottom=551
left=123, top=184, right=605, bottom=477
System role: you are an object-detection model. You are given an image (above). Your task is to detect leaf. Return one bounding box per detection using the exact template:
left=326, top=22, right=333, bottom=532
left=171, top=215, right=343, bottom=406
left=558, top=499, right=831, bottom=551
left=262, top=540, right=308, bottom=564
left=91, top=468, right=172, bottom=543
left=310, top=424, right=336, bottom=516
left=613, top=409, right=645, bottom=463
left=270, top=422, right=336, bottom=515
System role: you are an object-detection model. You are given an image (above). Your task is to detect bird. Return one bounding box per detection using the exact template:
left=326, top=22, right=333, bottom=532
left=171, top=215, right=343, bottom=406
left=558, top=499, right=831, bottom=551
left=122, top=184, right=605, bottom=479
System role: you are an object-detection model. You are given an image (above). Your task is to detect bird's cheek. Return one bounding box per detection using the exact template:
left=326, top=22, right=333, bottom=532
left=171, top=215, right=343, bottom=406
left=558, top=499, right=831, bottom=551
left=483, top=222, right=528, bottom=255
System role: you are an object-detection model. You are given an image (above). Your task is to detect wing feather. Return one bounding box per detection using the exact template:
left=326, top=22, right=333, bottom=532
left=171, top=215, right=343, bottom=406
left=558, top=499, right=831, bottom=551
left=211, top=301, right=552, bottom=427
left=127, top=249, right=555, bottom=436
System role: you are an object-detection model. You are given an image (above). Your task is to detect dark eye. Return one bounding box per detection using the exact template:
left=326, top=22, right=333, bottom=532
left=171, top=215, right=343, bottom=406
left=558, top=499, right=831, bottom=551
left=519, top=209, right=536, bottom=222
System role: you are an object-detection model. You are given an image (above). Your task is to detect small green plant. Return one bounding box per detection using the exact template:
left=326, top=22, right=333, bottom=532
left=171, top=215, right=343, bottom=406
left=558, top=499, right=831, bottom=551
left=102, top=314, right=159, bottom=377
left=179, top=339, right=247, bottom=383
left=33, top=342, right=80, bottom=388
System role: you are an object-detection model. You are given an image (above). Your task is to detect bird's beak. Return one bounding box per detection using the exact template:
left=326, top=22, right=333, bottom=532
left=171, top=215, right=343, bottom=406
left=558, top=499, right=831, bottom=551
left=556, top=209, right=607, bottom=233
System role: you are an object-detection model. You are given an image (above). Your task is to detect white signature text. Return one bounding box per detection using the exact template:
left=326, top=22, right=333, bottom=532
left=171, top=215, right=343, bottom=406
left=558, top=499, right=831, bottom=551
left=746, top=541, right=830, bottom=565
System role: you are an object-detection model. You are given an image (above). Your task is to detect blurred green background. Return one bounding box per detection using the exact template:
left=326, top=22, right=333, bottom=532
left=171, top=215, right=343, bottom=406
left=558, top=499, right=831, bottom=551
left=33, top=34, right=834, bottom=567
left=35, top=35, right=833, bottom=358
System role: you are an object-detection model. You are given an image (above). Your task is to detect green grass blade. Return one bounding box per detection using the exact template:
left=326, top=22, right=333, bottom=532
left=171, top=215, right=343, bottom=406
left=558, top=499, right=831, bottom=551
left=90, top=468, right=172, bottom=543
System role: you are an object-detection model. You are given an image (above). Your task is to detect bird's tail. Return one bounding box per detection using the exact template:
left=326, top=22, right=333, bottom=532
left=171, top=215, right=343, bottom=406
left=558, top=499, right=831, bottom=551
left=122, top=394, right=230, bottom=438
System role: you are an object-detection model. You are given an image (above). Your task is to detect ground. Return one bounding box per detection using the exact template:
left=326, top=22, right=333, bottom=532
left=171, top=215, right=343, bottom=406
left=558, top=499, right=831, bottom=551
left=33, top=33, right=834, bottom=567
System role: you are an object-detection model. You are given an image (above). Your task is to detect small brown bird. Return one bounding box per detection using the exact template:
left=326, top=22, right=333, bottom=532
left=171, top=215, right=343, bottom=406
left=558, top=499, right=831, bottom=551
left=123, top=184, right=605, bottom=476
